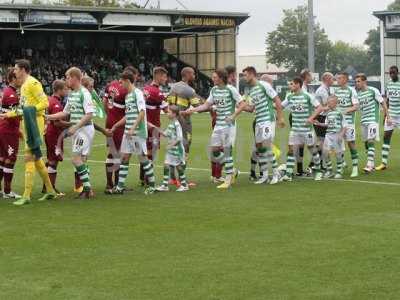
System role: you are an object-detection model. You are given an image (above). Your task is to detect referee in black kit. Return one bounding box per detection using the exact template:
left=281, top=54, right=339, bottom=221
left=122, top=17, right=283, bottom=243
left=313, top=72, right=335, bottom=171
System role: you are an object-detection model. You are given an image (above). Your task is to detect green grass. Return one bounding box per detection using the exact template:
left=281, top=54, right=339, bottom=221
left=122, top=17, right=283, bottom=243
left=1, top=113, right=400, bottom=300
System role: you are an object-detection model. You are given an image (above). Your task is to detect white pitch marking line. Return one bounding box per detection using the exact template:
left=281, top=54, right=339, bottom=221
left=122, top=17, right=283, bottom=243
left=13, top=156, right=400, bottom=187
left=91, top=143, right=107, bottom=148
left=324, top=178, right=400, bottom=186
left=84, top=159, right=400, bottom=187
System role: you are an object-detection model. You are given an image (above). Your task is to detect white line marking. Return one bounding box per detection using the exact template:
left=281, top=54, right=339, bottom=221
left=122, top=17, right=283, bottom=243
left=84, top=159, right=400, bottom=187
left=298, top=175, right=400, bottom=186
left=91, top=143, right=107, bottom=148
left=14, top=156, right=400, bottom=187
left=324, top=178, right=400, bottom=186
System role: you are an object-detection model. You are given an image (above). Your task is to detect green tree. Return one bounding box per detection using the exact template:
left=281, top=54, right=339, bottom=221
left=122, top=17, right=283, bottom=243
left=326, top=41, right=369, bottom=75
left=364, top=28, right=380, bottom=75
left=265, top=5, right=331, bottom=76
left=388, top=0, right=400, bottom=10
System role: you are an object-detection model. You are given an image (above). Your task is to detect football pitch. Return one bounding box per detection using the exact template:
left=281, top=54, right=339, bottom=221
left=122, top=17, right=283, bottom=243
left=1, top=113, right=400, bottom=300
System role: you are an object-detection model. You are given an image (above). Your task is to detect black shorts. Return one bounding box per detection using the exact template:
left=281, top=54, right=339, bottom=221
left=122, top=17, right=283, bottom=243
left=314, top=115, right=327, bottom=138
left=178, top=116, right=192, bottom=153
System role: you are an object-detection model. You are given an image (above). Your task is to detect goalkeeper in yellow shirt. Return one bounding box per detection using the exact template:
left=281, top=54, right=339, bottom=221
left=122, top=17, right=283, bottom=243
left=3, top=60, right=56, bottom=205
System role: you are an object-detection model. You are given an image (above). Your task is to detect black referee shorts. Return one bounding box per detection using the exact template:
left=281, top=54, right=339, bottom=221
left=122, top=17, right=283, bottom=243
left=314, top=115, right=327, bottom=138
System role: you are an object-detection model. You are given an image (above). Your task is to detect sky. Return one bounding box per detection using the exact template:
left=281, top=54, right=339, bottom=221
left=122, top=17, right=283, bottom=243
left=141, top=0, right=394, bottom=55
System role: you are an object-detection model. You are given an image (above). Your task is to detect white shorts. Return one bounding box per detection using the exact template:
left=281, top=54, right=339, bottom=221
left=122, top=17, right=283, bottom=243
left=384, top=116, right=400, bottom=131
left=255, top=121, right=275, bottom=144
left=165, top=153, right=185, bottom=167
left=71, top=125, right=95, bottom=156
left=120, top=134, right=147, bottom=155
left=343, top=124, right=356, bottom=142
left=361, top=123, right=380, bottom=142
left=323, top=133, right=345, bottom=153
left=289, top=130, right=316, bottom=147
left=210, top=126, right=236, bottom=148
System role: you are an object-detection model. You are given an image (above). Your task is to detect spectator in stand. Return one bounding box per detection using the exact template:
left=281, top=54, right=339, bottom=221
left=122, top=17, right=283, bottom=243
left=1, top=46, right=167, bottom=92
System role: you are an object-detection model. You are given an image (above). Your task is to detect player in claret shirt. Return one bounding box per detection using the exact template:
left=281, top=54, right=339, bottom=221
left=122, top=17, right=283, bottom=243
left=141, top=67, right=168, bottom=185
left=43, top=80, right=70, bottom=195
left=103, top=66, right=138, bottom=194
left=0, top=68, right=22, bottom=199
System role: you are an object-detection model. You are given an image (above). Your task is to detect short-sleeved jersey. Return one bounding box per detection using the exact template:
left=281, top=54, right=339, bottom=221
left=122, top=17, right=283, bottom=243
left=385, top=80, right=400, bottom=118
left=315, top=84, right=332, bottom=104
left=144, top=83, right=167, bottom=127
left=282, top=91, right=320, bottom=132
left=167, top=81, right=200, bottom=131
left=63, top=86, right=95, bottom=125
left=124, top=88, right=147, bottom=138
left=167, top=81, right=200, bottom=119
left=164, top=119, right=185, bottom=159
left=0, top=85, right=20, bottom=133
left=206, top=84, right=242, bottom=130
left=46, top=95, right=64, bottom=136
left=325, top=109, right=346, bottom=134
left=104, top=80, right=128, bottom=124
left=168, top=81, right=197, bottom=107
left=315, top=84, right=333, bottom=116
left=357, top=86, right=383, bottom=124
left=248, top=81, right=278, bottom=124
left=333, top=86, right=358, bottom=125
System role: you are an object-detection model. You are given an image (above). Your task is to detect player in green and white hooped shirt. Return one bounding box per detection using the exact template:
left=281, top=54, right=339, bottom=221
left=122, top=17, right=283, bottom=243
left=184, top=69, right=243, bottom=189
left=376, top=66, right=400, bottom=170
left=47, top=67, right=96, bottom=199
left=309, top=96, right=347, bottom=179
left=281, top=77, right=323, bottom=181
left=232, top=66, right=285, bottom=185
left=153, top=105, right=188, bottom=192
left=355, top=73, right=388, bottom=173
left=109, top=71, right=155, bottom=195
left=333, top=72, right=360, bottom=177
